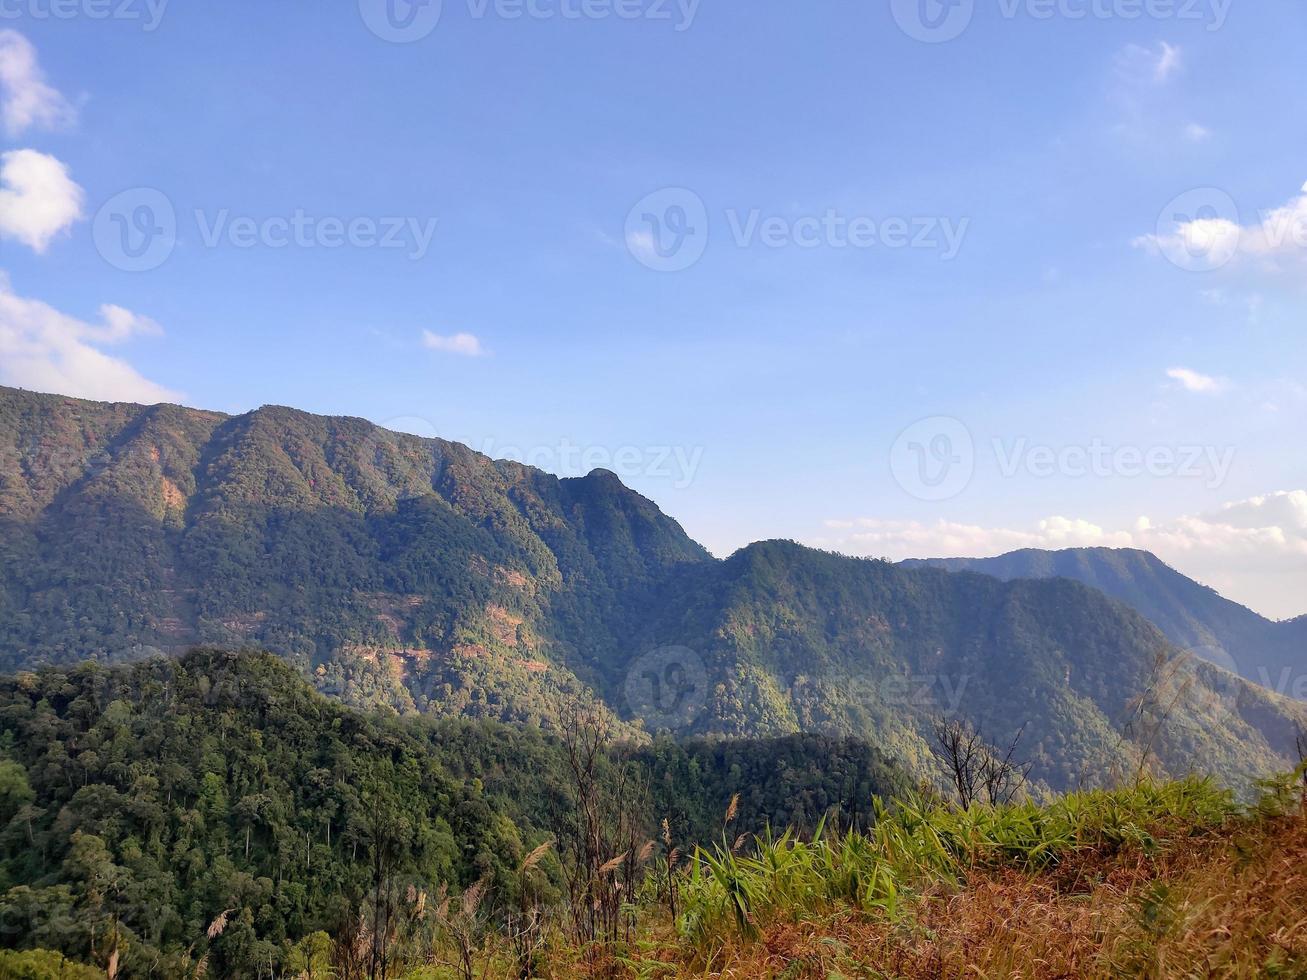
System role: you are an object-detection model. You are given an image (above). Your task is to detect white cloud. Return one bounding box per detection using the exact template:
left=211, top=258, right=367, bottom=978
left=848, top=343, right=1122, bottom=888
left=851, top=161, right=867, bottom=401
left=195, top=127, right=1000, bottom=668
left=822, top=516, right=1133, bottom=560
left=0, top=149, right=83, bottom=253
left=0, top=278, right=180, bottom=404
left=1203, top=491, right=1307, bottom=535
left=1257, top=377, right=1307, bottom=415
left=1166, top=366, right=1226, bottom=395
left=0, top=30, right=74, bottom=135
left=1104, top=44, right=1188, bottom=149
left=1133, top=213, right=1242, bottom=268
left=99, top=304, right=164, bottom=341
left=820, top=490, right=1307, bottom=620
left=421, top=330, right=486, bottom=357
left=1135, top=179, right=1307, bottom=274
left=1242, top=181, right=1307, bottom=257
left=1183, top=123, right=1210, bottom=143
left=1117, top=42, right=1182, bottom=85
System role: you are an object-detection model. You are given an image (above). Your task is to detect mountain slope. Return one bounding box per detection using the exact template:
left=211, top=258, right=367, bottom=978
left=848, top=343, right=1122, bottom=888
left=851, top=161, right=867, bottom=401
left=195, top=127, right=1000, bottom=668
left=0, top=385, right=709, bottom=724
left=2, top=386, right=1305, bottom=795
left=902, top=548, right=1305, bottom=695
left=626, top=541, right=1306, bottom=792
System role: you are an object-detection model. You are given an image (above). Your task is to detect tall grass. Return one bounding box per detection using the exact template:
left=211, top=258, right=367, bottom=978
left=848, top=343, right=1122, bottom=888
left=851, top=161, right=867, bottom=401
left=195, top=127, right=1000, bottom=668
left=677, top=776, right=1246, bottom=946
left=394, top=765, right=1306, bottom=977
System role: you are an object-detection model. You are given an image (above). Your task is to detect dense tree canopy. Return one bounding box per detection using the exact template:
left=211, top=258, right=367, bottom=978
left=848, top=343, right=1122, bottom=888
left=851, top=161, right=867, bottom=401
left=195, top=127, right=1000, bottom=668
left=0, top=650, right=910, bottom=977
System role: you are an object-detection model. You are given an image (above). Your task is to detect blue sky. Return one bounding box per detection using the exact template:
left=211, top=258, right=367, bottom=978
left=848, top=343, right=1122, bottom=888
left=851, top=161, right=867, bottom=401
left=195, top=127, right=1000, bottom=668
left=1, top=0, right=1305, bottom=619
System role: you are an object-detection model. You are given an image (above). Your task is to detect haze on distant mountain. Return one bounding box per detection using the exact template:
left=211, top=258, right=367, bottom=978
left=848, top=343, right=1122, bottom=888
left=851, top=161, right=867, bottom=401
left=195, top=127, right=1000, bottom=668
left=902, top=549, right=1307, bottom=699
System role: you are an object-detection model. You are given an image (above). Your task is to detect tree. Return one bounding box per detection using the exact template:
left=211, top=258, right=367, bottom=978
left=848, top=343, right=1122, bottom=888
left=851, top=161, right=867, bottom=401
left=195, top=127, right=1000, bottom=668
left=430, top=876, right=489, bottom=980
left=285, top=931, right=332, bottom=979
left=0, top=761, right=34, bottom=826
left=360, top=794, right=410, bottom=980
left=932, top=717, right=1031, bottom=808
left=556, top=701, right=653, bottom=955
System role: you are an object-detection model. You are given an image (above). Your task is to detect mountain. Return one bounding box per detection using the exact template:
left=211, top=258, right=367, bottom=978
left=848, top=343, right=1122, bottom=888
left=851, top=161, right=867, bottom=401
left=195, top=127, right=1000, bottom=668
left=0, top=385, right=710, bottom=727
left=2, top=385, right=1305, bottom=795
left=628, top=540, right=1306, bottom=791
left=901, top=549, right=1306, bottom=697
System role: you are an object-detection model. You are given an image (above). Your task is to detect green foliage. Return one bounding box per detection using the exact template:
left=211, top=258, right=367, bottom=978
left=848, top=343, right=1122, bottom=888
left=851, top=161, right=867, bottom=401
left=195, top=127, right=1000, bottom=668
left=0, top=649, right=911, bottom=978
left=678, top=776, right=1244, bottom=947
left=632, top=734, right=912, bottom=844
left=0, top=948, right=101, bottom=980
left=0, top=650, right=535, bottom=977
left=282, top=931, right=332, bottom=978
left=633, top=540, right=1307, bottom=792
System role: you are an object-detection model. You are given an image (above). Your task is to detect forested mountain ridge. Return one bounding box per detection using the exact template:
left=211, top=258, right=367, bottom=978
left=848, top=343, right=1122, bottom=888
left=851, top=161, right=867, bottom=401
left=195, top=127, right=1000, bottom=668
left=3, top=385, right=1306, bottom=796
left=902, top=548, right=1306, bottom=694
left=625, top=540, right=1307, bottom=791
left=0, top=385, right=709, bottom=726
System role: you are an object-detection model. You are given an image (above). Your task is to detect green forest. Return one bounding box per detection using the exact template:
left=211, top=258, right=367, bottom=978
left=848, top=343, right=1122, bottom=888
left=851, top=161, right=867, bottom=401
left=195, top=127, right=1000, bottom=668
left=0, top=650, right=908, bottom=977
left=2, top=650, right=1303, bottom=979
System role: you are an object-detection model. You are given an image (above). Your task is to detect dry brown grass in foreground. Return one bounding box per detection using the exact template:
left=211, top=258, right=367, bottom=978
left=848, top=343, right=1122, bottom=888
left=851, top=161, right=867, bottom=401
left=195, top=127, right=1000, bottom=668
left=536, top=801, right=1306, bottom=979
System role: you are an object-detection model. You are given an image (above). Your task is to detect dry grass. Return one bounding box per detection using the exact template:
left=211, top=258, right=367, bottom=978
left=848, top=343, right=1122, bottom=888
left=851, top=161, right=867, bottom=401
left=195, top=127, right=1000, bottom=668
left=527, top=805, right=1307, bottom=979
left=1103, top=813, right=1307, bottom=978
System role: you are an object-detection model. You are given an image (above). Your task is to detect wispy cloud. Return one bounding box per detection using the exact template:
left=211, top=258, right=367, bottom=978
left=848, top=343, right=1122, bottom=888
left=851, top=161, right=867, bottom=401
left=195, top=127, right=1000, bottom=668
left=0, top=149, right=84, bottom=253
left=421, top=330, right=487, bottom=357
left=1166, top=366, right=1227, bottom=395
left=0, top=277, right=180, bottom=404
left=0, top=30, right=75, bottom=135
left=1116, top=41, right=1183, bottom=86
left=1105, top=43, right=1190, bottom=149
left=1153, top=41, right=1182, bottom=82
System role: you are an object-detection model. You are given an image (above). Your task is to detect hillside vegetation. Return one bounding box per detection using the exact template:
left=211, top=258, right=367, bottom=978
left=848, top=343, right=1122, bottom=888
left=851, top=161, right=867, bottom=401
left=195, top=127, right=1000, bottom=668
left=905, top=547, right=1307, bottom=692
left=2, top=385, right=1306, bottom=794
left=589, top=771, right=1307, bottom=979
left=0, top=650, right=907, bottom=978
left=0, top=651, right=1302, bottom=978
